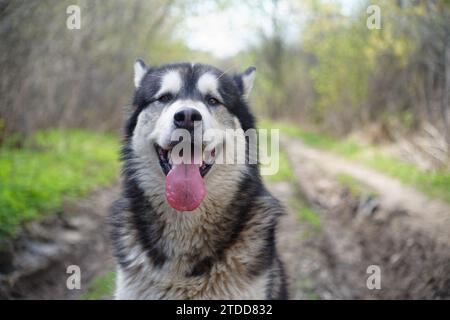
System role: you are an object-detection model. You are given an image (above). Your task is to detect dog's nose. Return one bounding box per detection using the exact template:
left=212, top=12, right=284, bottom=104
left=173, top=108, right=202, bottom=129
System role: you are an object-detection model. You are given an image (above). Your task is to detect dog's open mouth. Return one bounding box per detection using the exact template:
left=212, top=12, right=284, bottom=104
left=155, top=143, right=215, bottom=212
left=155, top=144, right=213, bottom=177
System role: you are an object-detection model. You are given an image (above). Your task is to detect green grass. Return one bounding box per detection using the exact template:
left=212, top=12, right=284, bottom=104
left=260, top=120, right=362, bottom=157
left=261, top=120, right=450, bottom=204
left=266, top=148, right=294, bottom=183
left=363, top=154, right=450, bottom=202
left=270, top=151, right=322, bottom=229
left=80, top=271, right=116, bottom=300
left=297, top=278, right=321, bottom=300
left=292, top=198, right=321, bottom=230
left=0, top=129, right=120, bottom=237
left=258, top=126, right=295, bottom=183
left=258, top=123, right=321, bottom=229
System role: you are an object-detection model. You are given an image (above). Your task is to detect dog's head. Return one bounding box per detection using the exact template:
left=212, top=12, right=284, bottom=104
left=124, top=60, right=257, bottom=212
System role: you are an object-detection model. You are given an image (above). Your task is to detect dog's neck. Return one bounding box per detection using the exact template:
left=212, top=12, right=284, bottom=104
left=127, top=162, right=250, bottom=258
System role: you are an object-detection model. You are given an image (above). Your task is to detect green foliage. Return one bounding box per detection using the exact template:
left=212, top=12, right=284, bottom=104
left=302, top=1, right=374, bottom=129
left=288, top=0, right=448, bottom=134
left=80, top=271, right=116, bottom=300
left=0, top=129, right=120, bottom=237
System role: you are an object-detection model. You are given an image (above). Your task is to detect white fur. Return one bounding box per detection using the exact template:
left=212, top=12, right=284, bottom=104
left=134, top=61, right=147, bottom=88
left=241, top=68, right=256, bottom=97
left=197, top=73, right=220, bottom=98
left=155, top=70, right=182, bottom=97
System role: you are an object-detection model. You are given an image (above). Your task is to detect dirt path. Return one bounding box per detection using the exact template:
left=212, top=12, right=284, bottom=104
left=271, top=136, right=450, bottom=299
left=282, top=136, right=450, bottom=245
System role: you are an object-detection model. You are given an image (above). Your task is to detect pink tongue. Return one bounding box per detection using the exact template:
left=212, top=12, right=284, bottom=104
left=165, top=163, right=205, bottom=212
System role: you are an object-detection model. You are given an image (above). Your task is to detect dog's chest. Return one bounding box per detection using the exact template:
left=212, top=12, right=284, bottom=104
left=116, top=221, right=268, bottom=299
left=115, top=254, right=269, bottom=299
left=114, top=191, right=273, bottom=299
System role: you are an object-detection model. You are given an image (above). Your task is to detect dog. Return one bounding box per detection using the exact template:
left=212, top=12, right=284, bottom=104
left=109, top=60, right=288, bottom=299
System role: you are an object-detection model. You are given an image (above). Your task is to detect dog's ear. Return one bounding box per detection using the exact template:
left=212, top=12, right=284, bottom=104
left=134, top=58, right=147, bottom=88
left=234, top=66, right=256, bottom=98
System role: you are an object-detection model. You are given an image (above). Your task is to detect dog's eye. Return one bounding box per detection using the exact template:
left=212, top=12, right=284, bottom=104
left=158, top=93, right=173, bottom=104
left=207, top=97, right=220, bottom=106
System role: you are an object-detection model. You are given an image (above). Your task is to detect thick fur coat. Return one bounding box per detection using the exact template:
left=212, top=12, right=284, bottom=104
left=109, top=61, right=288, bottom=299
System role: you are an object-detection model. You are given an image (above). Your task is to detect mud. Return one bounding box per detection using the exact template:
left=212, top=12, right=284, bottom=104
left=0, top=186, right=119, bottom=299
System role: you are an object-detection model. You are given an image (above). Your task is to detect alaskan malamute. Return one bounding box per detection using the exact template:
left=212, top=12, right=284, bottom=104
left=109, top=60, right=288, bottom=299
